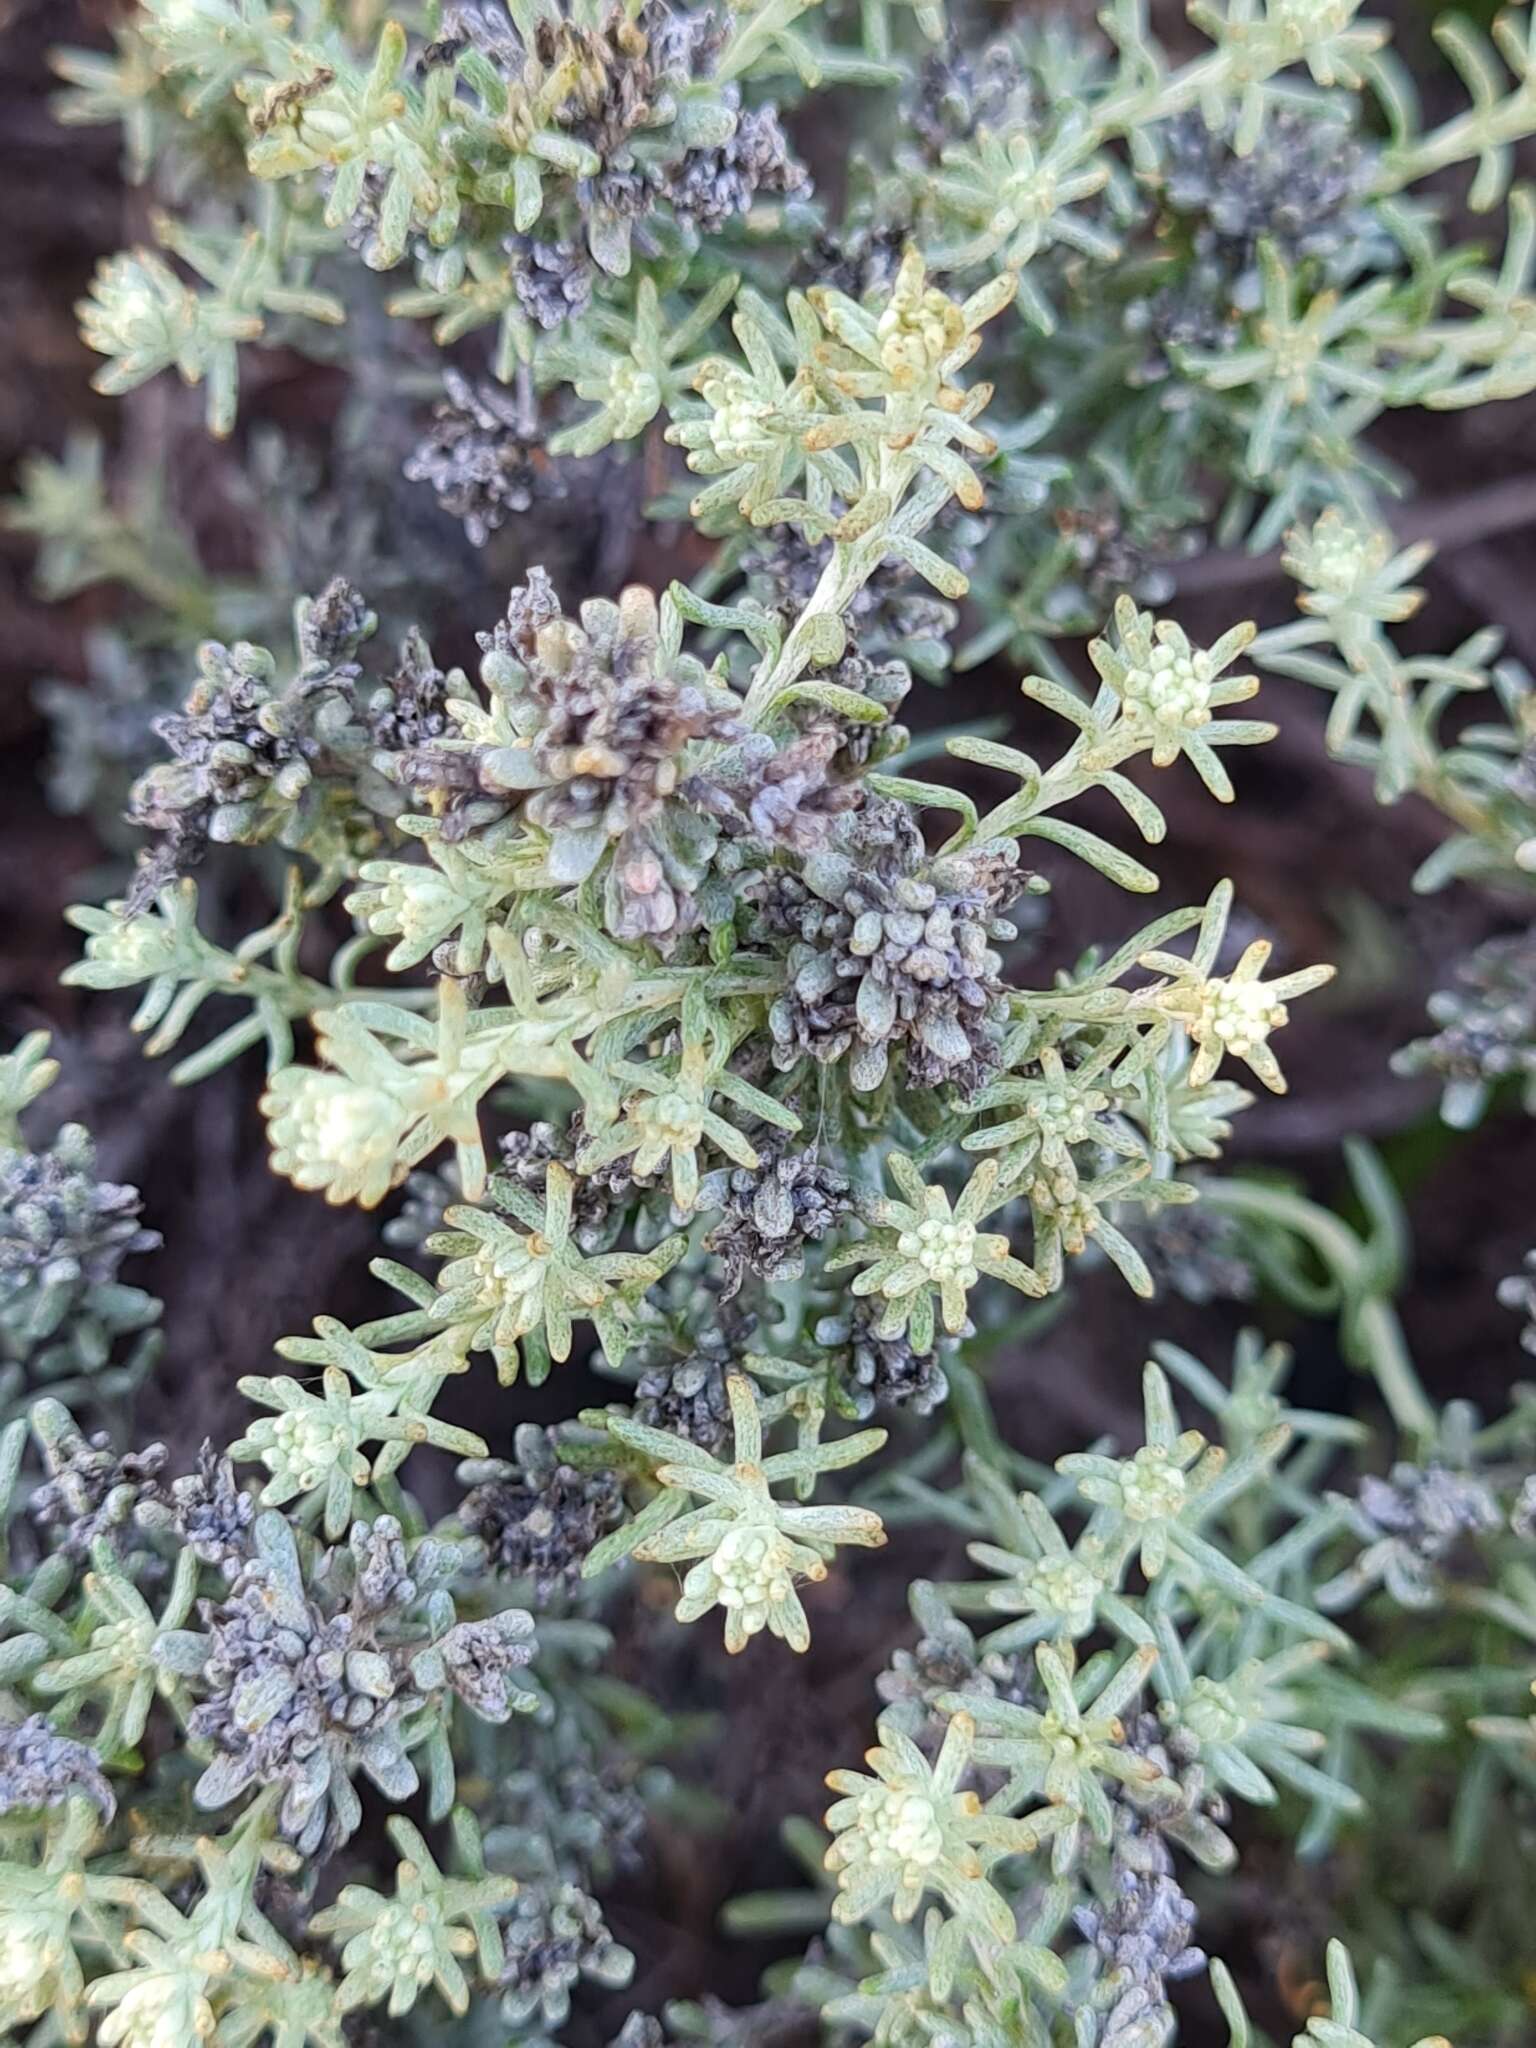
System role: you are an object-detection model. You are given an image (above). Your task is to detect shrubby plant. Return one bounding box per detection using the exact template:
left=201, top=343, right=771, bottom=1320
left=1255, top=513, right=1536, bottom=1129
left=6, top=0, right=1536, bottom=2042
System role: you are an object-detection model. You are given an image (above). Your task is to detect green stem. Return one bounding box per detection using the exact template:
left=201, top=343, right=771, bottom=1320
left=742, top=413, right=922, bottom=723
left=1374, top=84, right=1536, bottom=198
left=1200, top=1178, right=1435, bottom=1444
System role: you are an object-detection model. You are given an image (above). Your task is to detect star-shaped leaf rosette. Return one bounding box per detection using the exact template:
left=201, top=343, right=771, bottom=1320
left=585, top=1371, right=887, bottom=1652
left=1142, top=879, right=1336, bottom=1094
left=428, top=1163, right=684, bottom=1385
left=576, top=1041, right=800, bottom=1213
left=946, top=1644, right=1165, bottom=1875
left=1078, top=596, right=1272, bottom=799
left=310, top=1815, right=516, bottom=2020
left=823, top=1708, right=1052, bottom=1972
left=1058, top=1360, right=1290, bottom=1596
left=828, top=1153, right=1044, bottom=1355
left=261, top=979, right=583, bottom=1208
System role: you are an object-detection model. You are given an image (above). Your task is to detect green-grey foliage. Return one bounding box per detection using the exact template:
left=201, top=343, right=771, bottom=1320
left=9, top=0, right=1536, bottom=2039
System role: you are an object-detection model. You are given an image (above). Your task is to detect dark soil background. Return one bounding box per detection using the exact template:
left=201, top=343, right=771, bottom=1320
left=2, top=0, right=1534, bottom=2040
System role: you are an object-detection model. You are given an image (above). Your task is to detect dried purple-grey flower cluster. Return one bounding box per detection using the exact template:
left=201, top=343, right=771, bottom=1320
left=183, top=1516, right=430, bottom=1853
left=624, top=1293, right=758, bottom=1452
left=0, top=1713, right=115, bottom=1819
left=1072, top=1713, right=1222, bottom=2045
left=461, top=571, right=746, bottom=939
left=1393, top=927, right=1536, bottom=1110
left=124, top=578, right=391, bottom=901
left=30, top=1416, right=168, bottom=1558
left=494, top=1120, right=627, bottom=1252
left=1, top=1123, right=159, bottom=1334
left=665, top=104, right=808, bottom=233
left=423, top=0, right=805, bottom=272
left=363, top=625, right=454, bottom=757
left=1499, top=1248, right=1536, bottom=1356
left=498, top=1880, right=635, bottom=2030
left=178, top=1515, right=533, bottom=1855
left=758, top=800, right=1023, bottom=1094
left=1159, top=109, right=1376, bottom=287
left=702, top=1142, right=852, bottom=1296
left=457, top=1424, right=623, bottom=1600
left=169, top=1441, right=255, bottom=1575
left=817, top=1297, right=953, bottom=1417
left=405, top=369, right=566, bottom=548
left=509, top=236, right=595, bottom=330
left=1132, top=1198, right=1255, bottom=1306
left=908, top=40, right=1028, bottom=162
left=631, top=1346, right=733, bottom=1455
left=743, top=524, right=964, bottom=665
left=1321, top=1462, right=1503, bottom=1609
left=802, top=222, right=908, bottom=301
left=1131, top=108, right=1380, bottom=380
left=876, top=1601, right=998, bottom=1744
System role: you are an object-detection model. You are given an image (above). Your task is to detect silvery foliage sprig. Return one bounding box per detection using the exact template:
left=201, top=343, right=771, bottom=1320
left=587, top=1367, right=888, bottom=1651
left=0, top=1098, right=699, bottom=2044
left=799, top=0, right=1536, bottom=675
left=59, top=256, right=1339, bottom=1652
left=715, top=1330, right=1535, bottom=2048
left=0, top=1411, right=527, bottom=2042
left=1255, top=506, right=1536, bottom=1126
left=51, top=0, right=871, bottom=436
left=0, top=1037, right=161, bottom=1421
left=57, top=0, right=1536, bottom=638
left=63, top=253, right=1327, bottom=1228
